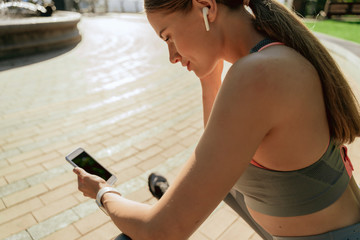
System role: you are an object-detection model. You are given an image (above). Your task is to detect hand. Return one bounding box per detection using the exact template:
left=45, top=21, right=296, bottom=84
left=73, top=167, right=110, bottom=199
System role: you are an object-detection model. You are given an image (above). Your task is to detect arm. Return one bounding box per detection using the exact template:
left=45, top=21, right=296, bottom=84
left=199, top=60, right=223, bottom=127
left=74, top=58, right=282, bottom=240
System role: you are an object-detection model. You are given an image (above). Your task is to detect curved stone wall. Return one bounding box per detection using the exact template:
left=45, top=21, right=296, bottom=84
left=0, top=11, right=81, bottom=59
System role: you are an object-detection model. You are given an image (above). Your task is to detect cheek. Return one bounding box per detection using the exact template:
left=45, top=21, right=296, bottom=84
left=173, top=21, right=203, bottom=56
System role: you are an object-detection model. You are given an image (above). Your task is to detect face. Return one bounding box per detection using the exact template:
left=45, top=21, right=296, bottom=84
left=147, top=7, right=221, bottom=78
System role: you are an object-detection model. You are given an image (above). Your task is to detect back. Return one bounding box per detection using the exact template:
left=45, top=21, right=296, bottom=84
left=232, top=44, right=330, bottom=171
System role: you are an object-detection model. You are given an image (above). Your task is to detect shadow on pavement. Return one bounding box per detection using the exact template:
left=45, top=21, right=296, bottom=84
left=0, top=43, right=79, bottom=72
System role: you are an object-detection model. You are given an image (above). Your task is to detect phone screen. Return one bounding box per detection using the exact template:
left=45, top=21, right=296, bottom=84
left=72, top=151, right=112, bottom=181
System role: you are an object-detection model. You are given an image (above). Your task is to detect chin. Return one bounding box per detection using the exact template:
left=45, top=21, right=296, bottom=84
left=193, top=69, right=208, bottom=79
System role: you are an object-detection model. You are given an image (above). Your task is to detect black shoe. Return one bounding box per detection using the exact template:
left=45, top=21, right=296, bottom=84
left=148, top=173, right=169, bottom=200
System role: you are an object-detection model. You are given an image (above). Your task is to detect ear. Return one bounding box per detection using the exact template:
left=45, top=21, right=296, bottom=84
left=192, top=0, right=217, bottom=22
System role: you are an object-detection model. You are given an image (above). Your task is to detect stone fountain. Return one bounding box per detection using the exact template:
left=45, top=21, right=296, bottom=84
left=0, top=1, right=81, bottom=59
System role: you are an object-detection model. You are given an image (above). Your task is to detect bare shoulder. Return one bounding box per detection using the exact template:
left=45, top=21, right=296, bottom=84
left=219, top=45, right=320, bottom=115
left=225, top=45, right=318, bottom=94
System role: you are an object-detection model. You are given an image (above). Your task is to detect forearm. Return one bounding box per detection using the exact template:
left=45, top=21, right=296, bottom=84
left=200, top=61, right=223, bottom=127
left=102, top=193, right=153, bottom=239
left=200, top=79, right=221, bottom=127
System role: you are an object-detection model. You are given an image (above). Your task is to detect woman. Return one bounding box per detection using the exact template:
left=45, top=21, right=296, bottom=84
left=73, top=0, right=360, bottom=239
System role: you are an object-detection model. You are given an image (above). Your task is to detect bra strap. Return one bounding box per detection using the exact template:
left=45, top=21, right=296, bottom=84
left=250, top=38, right=284, bottom=53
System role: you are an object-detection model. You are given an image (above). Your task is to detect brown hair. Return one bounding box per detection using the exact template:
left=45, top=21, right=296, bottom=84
left=144, top=0, right=360, bottom=144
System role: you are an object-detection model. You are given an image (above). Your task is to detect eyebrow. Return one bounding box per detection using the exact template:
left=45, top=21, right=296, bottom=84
left=159, top=27, right=167, bottom=39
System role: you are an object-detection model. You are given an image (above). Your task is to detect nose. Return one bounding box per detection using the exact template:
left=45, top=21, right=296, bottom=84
left=168, top=42, right=181, bottom=64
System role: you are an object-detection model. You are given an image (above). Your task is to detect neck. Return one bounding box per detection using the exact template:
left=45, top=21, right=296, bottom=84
left=216, top=5, right=266, bottom=63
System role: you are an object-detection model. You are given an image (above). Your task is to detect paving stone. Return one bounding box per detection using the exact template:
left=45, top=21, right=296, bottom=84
left=5, top=165, right=45, bottom=183
left=133, top=138, right=160, bottom=151
left=44, top=170, right=76, bottom=190
left=24, top=151, right=60, bottom=167
left=0, top=214, right=37, bottom=239
left=136, top=145, right=163, bottom=161
left=218, top=218, right=255, bottom=240
left=77, top=221, right=120, bottom=240
left=0, top=198, right=5, bottom=210
left=157, top=134, right=183, bottom=149
left=39, top=182, right=76, bottom=205
left=111, top=156, right=142, bottom=173
left=0, top=159, right=9, bottom=168
left=86, top=133, right=113, bottom=145
left=0, top=148, right=21, bottom=160
left=190, top=231, right=211, bottom=240
left=6, top=149, right=43, bottom=165
left=41, top=224, right=81, bottom=240
left=113, top=166, right=144, bottom=184
left=28, top=209, right=80, bottom=240
left=109, top=147, right=139, bottom=163
left=42, top=157, right=66, bottom=170
left=26, top=164, right=70, bottom=185
left=249, top=232, right=264, bottom=240
left=199, top=206, right=238, bottom=239
left=0, top=179, right=29, bottom=198
left=0, top=176, right=7, bottom=187
left=3, top=230, right=33, bottom=240
left=2, top=184, right=48, bottom=207
left=2, top=138, right=36, bottom=152
left=136, top=154, right=167, bottom=171
left=0, top=197, right=43, bottom=225
left=33, top=195, right=79, bottom=222
left=160, top=144, right=186, bottom=159
left=125, top=186, right=153, bottom=203
left=74, top=209, right=110, bottom=235
left=71, top=200, right=98, bottom=219
left=0, top=162, right=26, bottom=177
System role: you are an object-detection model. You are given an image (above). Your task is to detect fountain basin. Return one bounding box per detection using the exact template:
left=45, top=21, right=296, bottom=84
left=0, top=11, right=81, bottom=59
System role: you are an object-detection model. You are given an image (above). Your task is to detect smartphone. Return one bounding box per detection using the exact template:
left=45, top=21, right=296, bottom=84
left=66, top=147, right=117, bottom=185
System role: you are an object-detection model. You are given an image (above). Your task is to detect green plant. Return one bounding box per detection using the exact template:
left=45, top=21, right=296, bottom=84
left=304, top=20, right=360, bottom=43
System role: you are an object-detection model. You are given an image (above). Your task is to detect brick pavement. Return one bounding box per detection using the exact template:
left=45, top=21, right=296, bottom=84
left=0, top=13, right=359, bottom=240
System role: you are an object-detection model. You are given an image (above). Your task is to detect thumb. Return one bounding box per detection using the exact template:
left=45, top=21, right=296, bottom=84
left=73, top=167, right=86, bottom=176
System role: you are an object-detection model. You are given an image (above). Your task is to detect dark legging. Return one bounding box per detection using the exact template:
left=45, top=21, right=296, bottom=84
left=114, top=233, right=132, bottom=240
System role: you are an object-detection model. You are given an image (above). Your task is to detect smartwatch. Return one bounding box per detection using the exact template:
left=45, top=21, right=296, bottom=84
left=96, top=187, right=121, bottom=215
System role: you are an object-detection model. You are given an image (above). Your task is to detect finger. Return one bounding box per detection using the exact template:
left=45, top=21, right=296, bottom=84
left=73, top=167, right=80, bottom=175
left=77, top=173, right=84, bottom=183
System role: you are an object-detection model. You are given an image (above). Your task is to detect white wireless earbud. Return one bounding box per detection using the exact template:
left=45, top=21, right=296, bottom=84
left=202, top=7, right=210, bottom=32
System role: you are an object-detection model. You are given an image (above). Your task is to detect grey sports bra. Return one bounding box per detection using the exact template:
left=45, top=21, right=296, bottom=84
left=234, top=140, right=353, bottom=217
